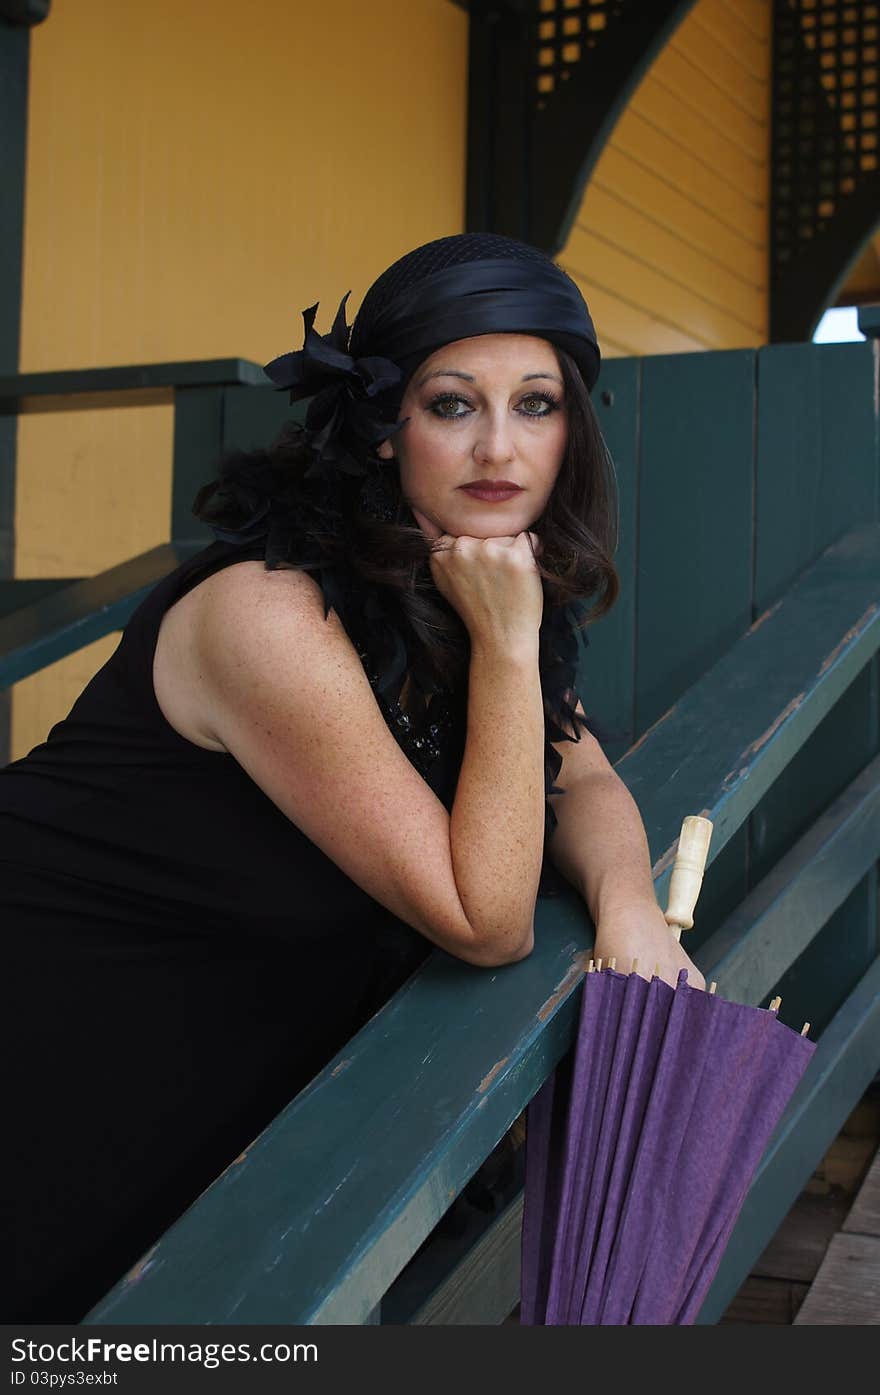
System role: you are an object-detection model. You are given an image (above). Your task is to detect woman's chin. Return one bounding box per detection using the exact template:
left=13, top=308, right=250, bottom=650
left=409, top=500, right=541, bottom=540
left=434, top=506, right=538, bottom=539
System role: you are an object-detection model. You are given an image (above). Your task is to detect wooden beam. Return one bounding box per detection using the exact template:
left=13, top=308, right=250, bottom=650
left=0, top=577, right=83, bottom=621
left=0, top=359, right=268, bottom=412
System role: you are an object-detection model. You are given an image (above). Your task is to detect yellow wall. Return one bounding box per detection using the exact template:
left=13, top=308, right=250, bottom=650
left=12, top=0, right=468, bottom=760
left=560, top=0, right=770, bottom=358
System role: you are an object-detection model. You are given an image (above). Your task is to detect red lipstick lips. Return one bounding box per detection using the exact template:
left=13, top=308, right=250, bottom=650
left=459, top=480, right=524, bottom=503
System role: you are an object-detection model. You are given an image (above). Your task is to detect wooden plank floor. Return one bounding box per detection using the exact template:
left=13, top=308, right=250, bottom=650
left=793, top=1147, right=880, bottom=1324
left=844, top=1142, right=880, bottom=1237
left=721, top=1082, right=880, bottom=1324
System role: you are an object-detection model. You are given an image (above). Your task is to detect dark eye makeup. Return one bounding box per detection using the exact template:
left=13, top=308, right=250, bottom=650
left=425, top=389, right=562, bottom=420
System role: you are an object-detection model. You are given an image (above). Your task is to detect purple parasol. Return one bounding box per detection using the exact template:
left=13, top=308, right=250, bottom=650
left=520, top=817, right=817, bottom=1326
left=521, top=966, right=815, bottom=1324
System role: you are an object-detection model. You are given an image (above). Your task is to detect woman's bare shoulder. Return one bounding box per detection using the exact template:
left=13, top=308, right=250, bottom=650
left=190, top=558, right=342, bottom=647
left=154, top=561, right=334, bottom=754
left=195, top=558, right=325, bottom=610
left=191, top=558, right=358, bottom=702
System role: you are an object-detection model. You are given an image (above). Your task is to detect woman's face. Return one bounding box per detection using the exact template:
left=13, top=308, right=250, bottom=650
left=377, top=333, right=567, bottom=540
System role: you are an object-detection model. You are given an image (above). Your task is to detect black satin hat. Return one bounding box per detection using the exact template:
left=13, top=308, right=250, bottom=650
left=349, top=232, right=601, bottom=403
left=262, top=233, right=601, bottom=468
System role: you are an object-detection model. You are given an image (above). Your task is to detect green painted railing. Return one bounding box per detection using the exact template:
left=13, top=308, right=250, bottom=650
left=2, top=330, right=879, bottom=1324
left=0, top=360, right=288, bottom=686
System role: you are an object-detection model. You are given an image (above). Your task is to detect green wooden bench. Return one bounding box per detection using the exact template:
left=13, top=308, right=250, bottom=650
left=2, top=331, right=878, bottom=1323
left=67, top=521, right=878, bottom=1323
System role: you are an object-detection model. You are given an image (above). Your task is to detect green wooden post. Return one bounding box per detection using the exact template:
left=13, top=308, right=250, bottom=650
left=171, top=386, right=227, bottom=545
left=221, top=381, right=303, bottom=454
left=0, top=18, right=31, bottom=765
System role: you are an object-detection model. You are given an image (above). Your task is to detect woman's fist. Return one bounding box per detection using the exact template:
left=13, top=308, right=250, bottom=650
left=429, top=531, right=545, bottom=649
left=592, top=899, right=707, bottom=992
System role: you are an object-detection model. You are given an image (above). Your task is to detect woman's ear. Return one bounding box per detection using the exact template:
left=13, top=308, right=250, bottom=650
left=376, top=437, right=394, bottom=461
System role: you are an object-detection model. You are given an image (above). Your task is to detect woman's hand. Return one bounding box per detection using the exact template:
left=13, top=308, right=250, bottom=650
left=591, top=897, right=706, bottom=991
left=428, top=530, right=544, bottom=651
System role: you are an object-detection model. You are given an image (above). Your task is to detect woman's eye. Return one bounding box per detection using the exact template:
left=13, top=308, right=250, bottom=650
left=427, top=391, right=561, bottom=419
left=428, top=394, right=472, bottom=419
left=519, top=394, right=558, bottom=416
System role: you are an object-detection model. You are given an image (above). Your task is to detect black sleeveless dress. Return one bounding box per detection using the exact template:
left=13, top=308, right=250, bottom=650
left=1, top=538, right=468, bottom=1323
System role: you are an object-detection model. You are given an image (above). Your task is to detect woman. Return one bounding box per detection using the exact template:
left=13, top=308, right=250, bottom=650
left=2, top=233, right=703, bottom=1323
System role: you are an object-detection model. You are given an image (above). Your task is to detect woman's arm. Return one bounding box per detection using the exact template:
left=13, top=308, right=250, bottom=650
left=191, top=560, right=541, bottom=968
left=548, top=765, right=657, bottom=926
left=546, top=698, right=706, bottom=989
left=452, top=633, right=546, bottom=962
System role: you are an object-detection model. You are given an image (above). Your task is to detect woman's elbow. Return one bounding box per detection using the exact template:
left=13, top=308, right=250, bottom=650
left=503, top=930, right=535, bottom=964
left=464, top=924, right=535, bottom=969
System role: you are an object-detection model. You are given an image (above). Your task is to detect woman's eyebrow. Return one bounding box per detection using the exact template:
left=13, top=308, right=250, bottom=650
left=417, top=369, right=475, bottom=385
left=416, top=369, right=563, bottom=386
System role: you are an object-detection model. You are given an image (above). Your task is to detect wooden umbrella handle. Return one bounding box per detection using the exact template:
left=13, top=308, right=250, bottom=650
left=665, top=815, right=713, bottom=942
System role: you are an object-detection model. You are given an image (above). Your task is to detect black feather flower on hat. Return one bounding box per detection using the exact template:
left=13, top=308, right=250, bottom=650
left=262, top=294, right=404, bottom=478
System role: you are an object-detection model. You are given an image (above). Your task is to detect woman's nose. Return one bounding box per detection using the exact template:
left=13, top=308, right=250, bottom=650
left=474, top=409, right=516, bottom=466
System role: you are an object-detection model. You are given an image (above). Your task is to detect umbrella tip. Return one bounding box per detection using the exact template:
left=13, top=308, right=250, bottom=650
left=596, top=958, right=604, bottom=972
left=801, top=1021, right=811, bottom=1037
left=709, top=981, right=718, bottom=995
left=587, top=959, right=595, bottom=973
